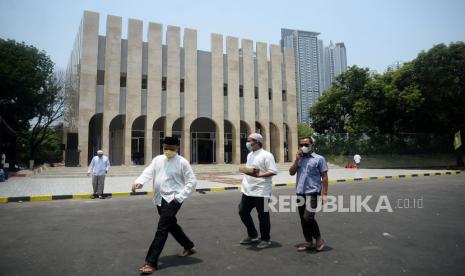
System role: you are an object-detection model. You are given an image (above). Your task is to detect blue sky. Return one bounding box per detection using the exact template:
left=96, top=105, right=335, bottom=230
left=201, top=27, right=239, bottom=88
left=1, top=0, right=464, bottom=73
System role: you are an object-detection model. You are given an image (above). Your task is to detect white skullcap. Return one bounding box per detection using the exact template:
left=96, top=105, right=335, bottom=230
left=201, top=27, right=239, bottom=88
left=97, top=150, right=103, bottom=154
left=248, top=133, right=264, bottom=144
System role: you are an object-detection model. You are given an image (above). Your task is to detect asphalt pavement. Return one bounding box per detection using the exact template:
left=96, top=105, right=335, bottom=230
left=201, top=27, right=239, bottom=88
left=1, top=174, right=464, bottom=276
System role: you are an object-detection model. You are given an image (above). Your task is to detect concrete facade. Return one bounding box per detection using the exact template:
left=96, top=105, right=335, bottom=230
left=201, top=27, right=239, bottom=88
left=64, top=11, right=298, bottom=166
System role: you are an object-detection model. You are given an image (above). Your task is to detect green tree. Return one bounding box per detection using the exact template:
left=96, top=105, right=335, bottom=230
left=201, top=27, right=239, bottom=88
left=0, top=39, right=54, bottom=131
left=27, top=71, right=64, bottom=161
left=0, top=39, right=64, bottom=164
left=297, top=123, right=314, bottom=139
left=410, top=42, right=465, bottom=134
left=310, top=42, right=465, bottom=136
left=308, top=42, right=465, bottom=165
left=310, top=66, right=372, bottom=134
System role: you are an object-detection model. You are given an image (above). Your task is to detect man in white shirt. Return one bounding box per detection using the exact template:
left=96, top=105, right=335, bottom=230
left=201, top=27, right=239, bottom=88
left=239, top=133, right=277, bottom=249
left=353, top=154, right=362, bottom=169
left=132, top=136, right=197, bottom=274
left=87, top=150, right=110, bottom=199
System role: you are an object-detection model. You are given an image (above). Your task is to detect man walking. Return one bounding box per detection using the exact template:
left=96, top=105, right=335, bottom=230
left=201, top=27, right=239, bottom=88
left=238, top=133, right=277, bottom=249
left=87, top=149, right=110, bottom=199
left=132, top=137, right=197, bottom=274
left=289, top=137, right=328, bottom=252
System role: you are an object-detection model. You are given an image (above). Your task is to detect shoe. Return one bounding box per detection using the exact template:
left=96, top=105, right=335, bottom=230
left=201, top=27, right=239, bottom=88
left=256, top=240, right=272, bottom=249
left=315, top=238, right=325, bottom=251
left=90, top=195, right=96, bottom=199
left=98, top=195, right=104, bottom=199
left=297, top=242, right=313, bottom=252
left=240, top=237, right=259, bottom=245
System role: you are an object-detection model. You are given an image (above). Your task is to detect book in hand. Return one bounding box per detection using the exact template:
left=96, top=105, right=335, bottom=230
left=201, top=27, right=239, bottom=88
left=239, top=166, right=257, bottom=175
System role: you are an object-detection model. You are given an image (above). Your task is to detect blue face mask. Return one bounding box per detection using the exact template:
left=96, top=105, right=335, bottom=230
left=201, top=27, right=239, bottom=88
left=246, top=142, right=253, bottom=151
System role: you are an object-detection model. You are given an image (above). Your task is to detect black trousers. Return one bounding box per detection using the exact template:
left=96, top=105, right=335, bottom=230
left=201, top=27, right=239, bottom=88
left=238, top=193, right=271, bottom=241
left=145, top=198, right=194, bottom=268
left=297, top=193, right=321, bottom=242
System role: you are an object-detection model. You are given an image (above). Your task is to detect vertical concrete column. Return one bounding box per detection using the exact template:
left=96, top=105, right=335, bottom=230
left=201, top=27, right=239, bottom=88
left=145, top=22, right=163, bottom=164
left=124, top=19, right=143, bottom=165
left=182, top=28, right=197, bottom=162
left=165, top=26, right=181, bottom=137
left=284, top=47, right=298, bottom=162
left=211, top=33, right=224, bottom=164
left=227, top=36, right=241, bottom=164
left=102, top=15, right=122, bottom=160
left=256, top=42, right=270, bottom=151
left=270, top=45, right=284, bottom=163
left=78, top=11, right=99, bottom=166
left=241, top=39, right=255, bottom=136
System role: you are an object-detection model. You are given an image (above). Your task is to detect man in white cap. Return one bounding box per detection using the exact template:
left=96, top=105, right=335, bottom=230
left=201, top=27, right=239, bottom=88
left=239, top=133, right=277, bottom=249
left=87, top=149, right=110, bottom=199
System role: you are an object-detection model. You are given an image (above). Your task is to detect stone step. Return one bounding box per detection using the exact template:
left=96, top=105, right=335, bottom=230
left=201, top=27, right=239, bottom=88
left=34, top=163, right=340, bottom=178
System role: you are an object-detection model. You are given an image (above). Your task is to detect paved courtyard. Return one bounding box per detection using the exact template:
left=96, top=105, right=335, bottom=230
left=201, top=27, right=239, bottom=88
left=0, top=168, right=459, bottom=198
left=1, top=174, right=464, bottom=275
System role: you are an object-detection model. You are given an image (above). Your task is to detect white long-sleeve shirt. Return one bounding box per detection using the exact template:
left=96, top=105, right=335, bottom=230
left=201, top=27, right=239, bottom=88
left=88, top=155, right=110, bottom=176
left=134, top=154, right=197, bottom=206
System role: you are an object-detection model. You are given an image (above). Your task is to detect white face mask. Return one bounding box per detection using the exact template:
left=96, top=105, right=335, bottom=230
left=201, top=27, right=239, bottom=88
left=301, top=146, right=311, bottom=154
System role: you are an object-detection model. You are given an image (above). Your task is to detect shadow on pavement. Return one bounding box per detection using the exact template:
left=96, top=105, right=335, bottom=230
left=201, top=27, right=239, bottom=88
left=157, top=255, right=203, bottom=270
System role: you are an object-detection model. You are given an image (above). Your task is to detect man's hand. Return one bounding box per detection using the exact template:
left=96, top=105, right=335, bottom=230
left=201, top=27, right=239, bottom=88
left=321, top=194, right=328, bottom=205
left=252, top=170, right=276, bottom=178
left=132, top=183, right=143, bottom=192
left=295, top=149, right=303, bottom=161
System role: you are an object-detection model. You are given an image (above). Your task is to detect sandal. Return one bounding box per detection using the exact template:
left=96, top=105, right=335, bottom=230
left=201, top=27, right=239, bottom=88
left=297, top=242, right=313, bottom=252
left=315, top=239, right=325, bottom=252
left=139, top=264, right=156, bottom=274
left=178, top=247, right=196, bottom=257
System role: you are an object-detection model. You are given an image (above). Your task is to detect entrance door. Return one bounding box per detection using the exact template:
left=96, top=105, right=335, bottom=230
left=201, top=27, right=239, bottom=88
left=197, top=139, right=214, bottom=163
left=191, top=132, right=216, bottom=164
left=131, top=137, right=144, bottom=165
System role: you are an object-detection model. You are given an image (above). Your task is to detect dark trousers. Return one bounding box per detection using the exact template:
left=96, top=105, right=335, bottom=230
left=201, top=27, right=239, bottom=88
left=238, top=193, right=271, bottom=241
left=0, top=165, right=7, bottom=180
left=145, top=198, right=194, bottom=268
left=297, top=193, right=321, bottom=242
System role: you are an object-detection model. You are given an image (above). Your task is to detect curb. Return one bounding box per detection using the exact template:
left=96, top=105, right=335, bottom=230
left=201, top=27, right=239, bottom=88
left=0, top=170, right=461, bottom=203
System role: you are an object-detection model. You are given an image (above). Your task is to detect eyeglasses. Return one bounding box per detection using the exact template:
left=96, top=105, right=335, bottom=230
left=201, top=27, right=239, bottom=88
left=299, top=144, right=310, bottom=147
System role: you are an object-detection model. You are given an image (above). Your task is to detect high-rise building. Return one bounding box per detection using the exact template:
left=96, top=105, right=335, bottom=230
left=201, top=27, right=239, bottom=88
left=322, top=41, right=347, bottom=92
left=281, top=28, right=321, bottom=124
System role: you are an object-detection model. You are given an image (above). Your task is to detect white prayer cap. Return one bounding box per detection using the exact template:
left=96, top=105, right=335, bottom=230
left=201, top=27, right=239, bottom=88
left=97, top=150, right=103, bottom=154
left=248, top=133, right=264, bottom=144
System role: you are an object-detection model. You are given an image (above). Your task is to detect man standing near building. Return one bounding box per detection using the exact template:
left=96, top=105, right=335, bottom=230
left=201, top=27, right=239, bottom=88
left=289, top=137, right=328, bottom=252
left=353, top=154, right=362, bottom=169
left=238, top=133, right=277, bottom=249
left=132, top=136, right=197, bottom=274
left=87, top=150, right=110, bottom=199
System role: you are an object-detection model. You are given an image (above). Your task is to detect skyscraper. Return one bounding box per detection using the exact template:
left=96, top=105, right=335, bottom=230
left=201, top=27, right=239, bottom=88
left=281, top=29, right=347, bottom=123
left=322, top=41, right=347, bottom=92
left=281, top=28, right=321, bottom=124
